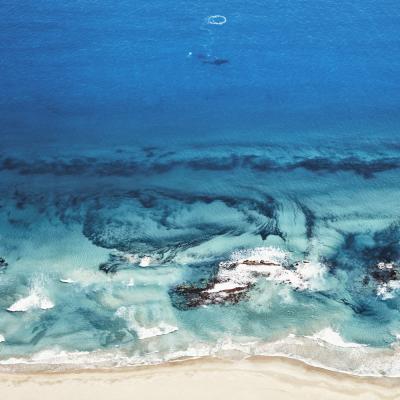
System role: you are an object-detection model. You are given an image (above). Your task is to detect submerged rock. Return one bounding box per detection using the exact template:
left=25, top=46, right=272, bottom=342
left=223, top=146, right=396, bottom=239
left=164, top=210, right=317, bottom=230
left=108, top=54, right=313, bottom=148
left=0, top=257, right=8, bottom=270
left=98, top=252, right=154, bottom=274
left=99, top=253, right=135, bottom=274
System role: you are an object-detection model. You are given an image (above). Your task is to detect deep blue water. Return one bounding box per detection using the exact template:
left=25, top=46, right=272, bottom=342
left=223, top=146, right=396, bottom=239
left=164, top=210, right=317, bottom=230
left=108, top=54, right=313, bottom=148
left=1, top=1, right=400, bottom=375
left=1, top=0, right=400, bottom=146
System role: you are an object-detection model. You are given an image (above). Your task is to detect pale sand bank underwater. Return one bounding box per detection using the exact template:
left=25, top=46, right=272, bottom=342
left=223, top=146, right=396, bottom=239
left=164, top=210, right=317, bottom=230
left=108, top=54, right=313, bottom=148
left=0, top=357, right=399, bottom=400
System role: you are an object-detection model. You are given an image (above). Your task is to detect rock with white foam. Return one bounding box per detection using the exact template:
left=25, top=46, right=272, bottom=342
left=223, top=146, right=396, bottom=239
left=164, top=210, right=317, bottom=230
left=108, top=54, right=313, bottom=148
left=372, top=261, right=399, bottom=299
left=215, top=248, right=326, bottom=293
left=172, top=247, right=328, bottom=309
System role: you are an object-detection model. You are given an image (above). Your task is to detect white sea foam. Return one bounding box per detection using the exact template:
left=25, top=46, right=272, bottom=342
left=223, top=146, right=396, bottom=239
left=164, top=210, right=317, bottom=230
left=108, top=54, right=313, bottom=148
left=135, top=323, right=178, bottom=340
left=139, top=256, right=152, bottom=267
left=1, top=334, right=400, bottom=377
left=59, top=278, right=75, bottom=284
left=375, top=265, right=400, bottom=299
left=213, top=247, right=327, bottom=295
left=207, top=15, right=227, bottom=25
left=125, top=278, right=135, bottom=287
left=67, top=268, right=112, bottom=287
left=306, top=328, right=366, bottom=348
left=206, top=281, right=248, bottom=294
left=123, top=253, right=139, bottom=264
left=0, top=348, right=94, bottom=366
left=115, top=306, right=178, bottom=340
left=7, top=279, right=54, bottom=312
left=0, top=334, right=5, bottom=343
left=228, top=247, right=288, bottom=264
left=377, top=284, right=394, bottom=299
left=7, top=292, right=54, bottom=312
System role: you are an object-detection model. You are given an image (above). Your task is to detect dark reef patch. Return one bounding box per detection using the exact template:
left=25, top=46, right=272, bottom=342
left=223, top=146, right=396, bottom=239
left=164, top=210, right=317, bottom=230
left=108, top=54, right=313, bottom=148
left=329, top=227, right=400, bottom=272
left=289, top=157, right=400, bottom=178
left=77, top=307, right=131, bottom=346
left=324, top=223, right=400, bottom=313
left=1, top=152, right=399, bottom=179
left=186, top=155, right=240, bottom=171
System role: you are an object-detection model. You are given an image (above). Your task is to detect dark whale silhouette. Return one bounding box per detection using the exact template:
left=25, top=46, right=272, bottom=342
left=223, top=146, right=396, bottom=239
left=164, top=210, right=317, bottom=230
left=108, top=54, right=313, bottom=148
left=202, top=58, right=229, bottom=66
left=197, top=53, right=229, bottom=66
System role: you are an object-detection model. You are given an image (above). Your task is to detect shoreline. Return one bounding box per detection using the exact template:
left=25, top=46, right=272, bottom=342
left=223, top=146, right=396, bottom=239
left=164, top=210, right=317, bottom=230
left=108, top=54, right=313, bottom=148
left=2, top=334, right=400, bottom=377
left=1, top=356, right=399, bottom=400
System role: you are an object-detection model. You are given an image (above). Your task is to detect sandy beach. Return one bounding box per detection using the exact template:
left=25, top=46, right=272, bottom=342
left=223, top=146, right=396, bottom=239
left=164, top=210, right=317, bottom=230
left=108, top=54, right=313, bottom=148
left=0, top=357, right=399, bottom=400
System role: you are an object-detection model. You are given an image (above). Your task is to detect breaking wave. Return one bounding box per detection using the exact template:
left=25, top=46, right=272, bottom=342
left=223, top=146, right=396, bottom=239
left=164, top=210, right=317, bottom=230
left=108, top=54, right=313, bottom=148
left=7, top=278, right=54, bottom=313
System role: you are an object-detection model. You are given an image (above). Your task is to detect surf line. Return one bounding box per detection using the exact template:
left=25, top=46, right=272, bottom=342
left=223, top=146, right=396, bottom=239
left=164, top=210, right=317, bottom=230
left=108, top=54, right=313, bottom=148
left=207, top=15, right=227, bottom=25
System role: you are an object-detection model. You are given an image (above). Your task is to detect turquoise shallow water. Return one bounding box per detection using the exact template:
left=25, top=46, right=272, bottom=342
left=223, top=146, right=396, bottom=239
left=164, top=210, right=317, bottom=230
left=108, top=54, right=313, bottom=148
left=0, top=139, right=400, bottom=375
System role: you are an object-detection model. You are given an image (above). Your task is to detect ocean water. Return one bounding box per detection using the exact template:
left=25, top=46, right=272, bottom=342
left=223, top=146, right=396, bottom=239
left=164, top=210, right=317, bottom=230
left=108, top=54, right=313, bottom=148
left=1, top=0, right=400, bottom=376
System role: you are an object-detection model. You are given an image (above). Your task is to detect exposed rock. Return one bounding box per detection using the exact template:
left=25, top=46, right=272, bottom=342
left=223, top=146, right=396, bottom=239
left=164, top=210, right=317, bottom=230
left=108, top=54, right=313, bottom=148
left=369, top=262, right=398, bottom=283
left=171, top=248, right=326, bottom=310
left=172, top=280, right=250, bottom=310
left=368, top=261, right=400, bottom=299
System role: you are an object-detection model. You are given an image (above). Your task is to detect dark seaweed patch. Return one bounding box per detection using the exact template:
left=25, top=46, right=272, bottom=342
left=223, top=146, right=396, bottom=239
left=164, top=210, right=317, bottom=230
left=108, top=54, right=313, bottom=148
left=295, top=201, right=316, bottom=240
left=78, top=307, right=126, bottom=331
left=29, top=314, right=58, bottom=346
left=289, top=157, right=400, bottom=178
left=186, top=155, right=240, bottom=171
left=256, top=219, right=283, bottom=241
left=324, top=224, right=400, bottom=317
left=245, top=157, right=279, bottom=172
left=1, top=152, right=399, bottom=179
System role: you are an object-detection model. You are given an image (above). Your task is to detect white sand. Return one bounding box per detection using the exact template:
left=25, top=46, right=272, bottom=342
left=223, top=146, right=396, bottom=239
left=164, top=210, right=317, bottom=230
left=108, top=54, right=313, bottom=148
left=0, top=357, right=398, bottom=400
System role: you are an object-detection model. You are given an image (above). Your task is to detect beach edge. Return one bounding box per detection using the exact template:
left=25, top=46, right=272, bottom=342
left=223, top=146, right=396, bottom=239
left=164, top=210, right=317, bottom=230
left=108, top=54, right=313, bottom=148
left=1, top=356, right=399, bottom=400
